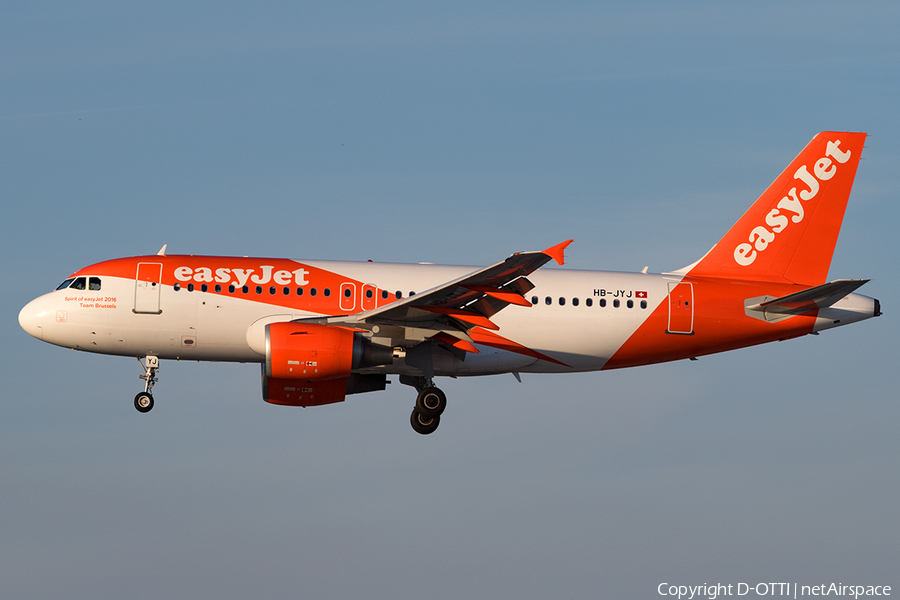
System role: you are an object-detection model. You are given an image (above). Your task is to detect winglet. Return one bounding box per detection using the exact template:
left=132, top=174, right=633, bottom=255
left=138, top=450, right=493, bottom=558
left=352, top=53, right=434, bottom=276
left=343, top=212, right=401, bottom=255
left=157, top=244, right=167, bottom=256
left=543, top=239, right=574, bottom=266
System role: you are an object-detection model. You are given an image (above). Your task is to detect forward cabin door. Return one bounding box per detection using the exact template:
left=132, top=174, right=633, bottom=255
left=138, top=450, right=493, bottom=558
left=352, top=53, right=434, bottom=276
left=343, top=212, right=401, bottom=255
left=134, top=263, right=163, bottom=314
left=666, top=281, right=693, bottom=334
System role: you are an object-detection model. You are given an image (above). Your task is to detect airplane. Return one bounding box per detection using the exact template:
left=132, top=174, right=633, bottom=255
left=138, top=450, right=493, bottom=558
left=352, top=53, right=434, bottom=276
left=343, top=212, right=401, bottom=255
left=18, top=131, right=881, bottom=434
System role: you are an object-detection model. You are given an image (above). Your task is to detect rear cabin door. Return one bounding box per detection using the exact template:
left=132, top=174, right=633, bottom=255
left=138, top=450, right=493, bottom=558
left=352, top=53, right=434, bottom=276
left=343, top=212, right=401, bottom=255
left=134, top=263, right=163, bottom=314
left=666, top=281, right=694, bottom=334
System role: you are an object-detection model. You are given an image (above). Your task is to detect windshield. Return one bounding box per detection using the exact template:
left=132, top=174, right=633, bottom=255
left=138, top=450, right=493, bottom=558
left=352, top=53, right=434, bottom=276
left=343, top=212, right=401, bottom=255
left=56, top=276, right=101, bottom=291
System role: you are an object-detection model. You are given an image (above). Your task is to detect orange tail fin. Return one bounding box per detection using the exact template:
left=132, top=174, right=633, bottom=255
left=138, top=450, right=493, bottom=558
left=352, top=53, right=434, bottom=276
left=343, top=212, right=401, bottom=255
left=687, top=131, right=866, bottom=285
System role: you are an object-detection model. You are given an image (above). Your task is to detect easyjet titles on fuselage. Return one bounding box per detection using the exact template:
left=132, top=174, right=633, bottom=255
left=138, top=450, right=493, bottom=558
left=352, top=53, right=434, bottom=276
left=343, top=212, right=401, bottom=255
left=173, top=265, right=311, bottom=287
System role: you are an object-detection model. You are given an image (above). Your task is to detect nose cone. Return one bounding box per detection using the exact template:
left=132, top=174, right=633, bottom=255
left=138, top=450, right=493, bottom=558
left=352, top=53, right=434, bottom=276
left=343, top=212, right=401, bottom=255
left=18, top=297, right=46, bottom=341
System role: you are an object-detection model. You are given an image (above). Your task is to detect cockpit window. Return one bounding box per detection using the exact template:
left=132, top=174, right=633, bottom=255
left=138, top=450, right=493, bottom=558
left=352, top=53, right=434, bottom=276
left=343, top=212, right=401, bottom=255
left=89, top=277, right=101, bottom=291
left=55, top=278, right=75, bottom=291
left=69, top=277, right=87, bottom=291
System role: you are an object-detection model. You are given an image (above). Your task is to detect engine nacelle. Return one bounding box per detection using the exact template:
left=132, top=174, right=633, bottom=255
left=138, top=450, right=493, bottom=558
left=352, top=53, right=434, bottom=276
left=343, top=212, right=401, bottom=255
left=265, top=322, right=392, bottom=380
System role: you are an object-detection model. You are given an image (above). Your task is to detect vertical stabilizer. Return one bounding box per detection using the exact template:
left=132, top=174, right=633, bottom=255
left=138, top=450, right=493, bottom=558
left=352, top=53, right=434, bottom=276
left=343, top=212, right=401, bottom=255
left=687, top=132, right=866, bottom=285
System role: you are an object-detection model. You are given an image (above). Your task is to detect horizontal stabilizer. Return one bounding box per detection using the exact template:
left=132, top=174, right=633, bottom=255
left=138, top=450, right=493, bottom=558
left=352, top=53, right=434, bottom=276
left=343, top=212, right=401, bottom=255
left=745, top=279, right=869, bottom=322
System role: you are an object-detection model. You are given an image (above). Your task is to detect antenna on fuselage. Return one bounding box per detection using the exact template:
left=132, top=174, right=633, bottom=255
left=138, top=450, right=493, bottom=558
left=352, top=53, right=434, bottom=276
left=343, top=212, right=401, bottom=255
left=157, top=244, right=167, bottom=256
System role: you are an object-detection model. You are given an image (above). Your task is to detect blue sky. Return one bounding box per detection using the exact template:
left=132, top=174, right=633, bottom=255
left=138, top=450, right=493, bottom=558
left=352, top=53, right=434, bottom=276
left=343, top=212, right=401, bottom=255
left=2, top=2, right=898, bottom=598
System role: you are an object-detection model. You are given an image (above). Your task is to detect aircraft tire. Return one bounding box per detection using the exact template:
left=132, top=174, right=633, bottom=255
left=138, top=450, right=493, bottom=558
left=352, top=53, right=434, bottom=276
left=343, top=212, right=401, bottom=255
left=410, top=407, right=440, bottom=435
left=415, top=386, right=447, bottom=418
left=134, top=392, right=154, bottom=413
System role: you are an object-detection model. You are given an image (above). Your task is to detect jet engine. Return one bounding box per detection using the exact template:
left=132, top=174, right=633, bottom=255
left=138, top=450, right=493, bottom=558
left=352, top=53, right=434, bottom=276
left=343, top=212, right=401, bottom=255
left=262, top=322, right=393, bottom=407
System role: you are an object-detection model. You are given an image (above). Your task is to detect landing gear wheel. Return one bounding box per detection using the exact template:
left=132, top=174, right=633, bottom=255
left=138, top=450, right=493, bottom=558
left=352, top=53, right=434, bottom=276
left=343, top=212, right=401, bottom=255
left=410, top=407, right=440, bottom=435
left=134, top=392, right=154, bottom=413
left=415, top=386, right=447, bottom=418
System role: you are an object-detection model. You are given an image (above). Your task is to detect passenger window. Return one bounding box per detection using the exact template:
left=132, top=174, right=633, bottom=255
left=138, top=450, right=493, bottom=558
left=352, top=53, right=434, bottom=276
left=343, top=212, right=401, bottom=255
left=324, top=288, right=331, bottom=297
left=409, top=291, right=415, bottom=296
left=269, top=286, right=276, bottom=295
left=283, top=287, right=290, bottom=295
left=572, top=297, right=579, bottom=306
left=255, top=286, right=262, bottom=294
left=228, top=285, right=235, bottom=293
left=365, top=289, right=373, bottom=299
left=242, top=286, right=249, bottom=294
left=174, top=283, right=181, bottom=291
left=627, top=299, right=634, bottom=309
left=70, top=277, right=86, bottom=291
left=531, top=296, right=538, bottom=305
left=310, top=288, right=317, bottom=296
left=599, top=298, right=606, bottom=307
left=215, top=284, right=221, bottom=293
left=201, top=284, right=208, bottom=292
left=55, top=278, right=75, bottom=291
left=89, top=277, right=102, bottom=291
left=558, top=297, right=565, bottom=306
left=187, top=283, right=194, bottom=292
left=381, top=290, right=388, bottom=299
left=641, top=300, right=647, bottom=309
left=296, top=287, right=304, bottom=296
left=613, top=299, right=620, bottom=308
left=586, top=298, right=592, bottom=307
left=545, top=296, right=551, bottom=305
left=395, top=291, right=402, bottom=299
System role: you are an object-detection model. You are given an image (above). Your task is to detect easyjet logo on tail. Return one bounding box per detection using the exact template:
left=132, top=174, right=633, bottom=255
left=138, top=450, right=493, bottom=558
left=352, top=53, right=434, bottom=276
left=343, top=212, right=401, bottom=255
left=733, top=140, right=852, bottom=266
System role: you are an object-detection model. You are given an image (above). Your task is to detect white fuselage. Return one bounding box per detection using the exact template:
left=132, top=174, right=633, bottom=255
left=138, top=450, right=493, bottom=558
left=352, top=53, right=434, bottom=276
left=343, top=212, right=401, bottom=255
left=18, top=258, right=876, bottom=378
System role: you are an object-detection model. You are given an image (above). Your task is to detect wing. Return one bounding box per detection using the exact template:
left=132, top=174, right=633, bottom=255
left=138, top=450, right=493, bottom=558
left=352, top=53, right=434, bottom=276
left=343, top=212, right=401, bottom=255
left=307, top=240, right=573, bottom=350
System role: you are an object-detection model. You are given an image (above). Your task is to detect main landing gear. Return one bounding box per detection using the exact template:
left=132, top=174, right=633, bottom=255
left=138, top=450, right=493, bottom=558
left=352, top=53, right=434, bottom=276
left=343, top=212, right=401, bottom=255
left=406, top=378, right=448, bottom=435
left=134, top=355, right=159, bottom=413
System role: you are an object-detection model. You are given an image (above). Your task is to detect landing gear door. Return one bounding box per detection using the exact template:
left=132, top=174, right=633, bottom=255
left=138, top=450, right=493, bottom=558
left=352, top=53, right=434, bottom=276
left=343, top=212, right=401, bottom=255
left=135, top=263, right=163, bottom=314
left=666, top=281, right=694, bottom=334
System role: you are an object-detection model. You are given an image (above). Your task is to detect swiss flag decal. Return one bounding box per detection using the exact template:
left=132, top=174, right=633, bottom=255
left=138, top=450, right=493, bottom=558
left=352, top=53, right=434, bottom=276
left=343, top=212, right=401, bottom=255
left=636, top=291, right=648, bottom=298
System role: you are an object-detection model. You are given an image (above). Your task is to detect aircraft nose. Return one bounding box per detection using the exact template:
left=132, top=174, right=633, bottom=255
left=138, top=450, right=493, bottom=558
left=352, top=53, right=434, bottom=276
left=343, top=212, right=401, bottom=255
left=18, top=297, right=46, bottom=341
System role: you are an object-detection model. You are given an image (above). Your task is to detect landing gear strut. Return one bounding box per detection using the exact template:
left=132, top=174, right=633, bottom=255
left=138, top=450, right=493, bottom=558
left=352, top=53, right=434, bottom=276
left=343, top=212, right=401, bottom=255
left=134, top=355, right=158, bottom=413
left=402, top=376, right=447, bottom=435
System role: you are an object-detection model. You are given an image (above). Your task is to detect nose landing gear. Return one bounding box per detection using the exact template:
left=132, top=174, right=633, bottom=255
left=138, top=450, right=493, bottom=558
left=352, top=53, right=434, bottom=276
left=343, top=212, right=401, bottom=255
left=134, top=355, right=159, bottom=413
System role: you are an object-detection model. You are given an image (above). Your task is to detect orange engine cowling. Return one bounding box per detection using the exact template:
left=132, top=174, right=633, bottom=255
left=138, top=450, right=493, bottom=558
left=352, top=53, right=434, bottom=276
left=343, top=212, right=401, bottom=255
left=266, top=322, right=354, bottom=380
left=262, top=322, right=392, bottom=408
left=265, top=322, right=394, bottom=381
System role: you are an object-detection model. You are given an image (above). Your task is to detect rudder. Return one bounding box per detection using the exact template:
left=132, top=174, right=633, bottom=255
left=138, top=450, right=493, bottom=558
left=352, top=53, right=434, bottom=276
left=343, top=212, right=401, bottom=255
left=687, top=131, right=866, bottom=285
